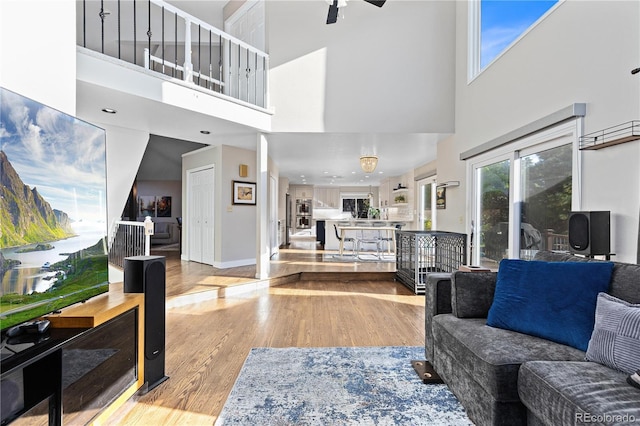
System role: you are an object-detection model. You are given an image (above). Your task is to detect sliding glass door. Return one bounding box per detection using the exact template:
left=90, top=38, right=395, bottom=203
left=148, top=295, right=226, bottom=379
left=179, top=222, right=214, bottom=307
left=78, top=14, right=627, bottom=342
left=475, top=159, right=511, bottom=268
left=469, top=121, right=579, bottom=267
left=519, top=143, right=572, bottom=258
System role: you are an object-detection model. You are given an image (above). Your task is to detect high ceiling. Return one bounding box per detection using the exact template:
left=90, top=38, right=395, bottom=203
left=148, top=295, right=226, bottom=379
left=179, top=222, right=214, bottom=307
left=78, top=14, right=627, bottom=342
left=75, top=0, right=453, bottom=187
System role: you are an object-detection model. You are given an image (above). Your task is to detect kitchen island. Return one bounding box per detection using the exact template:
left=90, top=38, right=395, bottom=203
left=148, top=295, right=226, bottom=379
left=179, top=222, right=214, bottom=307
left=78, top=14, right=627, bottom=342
left=324, top=219, right=408, bottom=252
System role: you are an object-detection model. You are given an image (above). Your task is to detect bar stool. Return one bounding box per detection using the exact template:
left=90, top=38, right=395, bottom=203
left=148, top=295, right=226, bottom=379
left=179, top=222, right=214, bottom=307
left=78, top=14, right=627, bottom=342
left=355, top=221, right=382, bottom=258
left=334, top=224, right=356, bottom=256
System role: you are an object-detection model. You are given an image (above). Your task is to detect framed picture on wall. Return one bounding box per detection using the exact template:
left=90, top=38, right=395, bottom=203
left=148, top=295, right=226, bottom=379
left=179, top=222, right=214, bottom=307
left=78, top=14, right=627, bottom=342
left=156, top=196, right=172, bottom=217
left=233, top=181, right=256, bottom=205
left=436, top=186, right=446, bottom=209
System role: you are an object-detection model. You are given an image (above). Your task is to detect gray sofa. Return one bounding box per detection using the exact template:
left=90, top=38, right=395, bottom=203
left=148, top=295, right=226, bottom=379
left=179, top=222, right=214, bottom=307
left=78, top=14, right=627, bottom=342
left=425, top=251, right=640, bottom=426
left=150, top=222, right=179, bottom=245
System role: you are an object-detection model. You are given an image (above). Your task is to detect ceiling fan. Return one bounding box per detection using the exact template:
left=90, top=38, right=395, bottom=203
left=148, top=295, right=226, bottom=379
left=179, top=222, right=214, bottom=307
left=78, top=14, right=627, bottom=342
left=326, top=0, right=387, bottom=24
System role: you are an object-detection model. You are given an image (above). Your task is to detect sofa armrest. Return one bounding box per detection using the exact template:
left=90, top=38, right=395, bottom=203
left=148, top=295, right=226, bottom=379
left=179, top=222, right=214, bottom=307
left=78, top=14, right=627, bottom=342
left=451, top=271, right=498, bottom=318
left=425, top=272, right=453, bottom=362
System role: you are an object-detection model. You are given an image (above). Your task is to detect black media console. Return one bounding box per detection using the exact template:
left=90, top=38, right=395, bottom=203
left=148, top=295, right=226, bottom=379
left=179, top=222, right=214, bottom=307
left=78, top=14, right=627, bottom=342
left=1, top=308, right=138, bottom=425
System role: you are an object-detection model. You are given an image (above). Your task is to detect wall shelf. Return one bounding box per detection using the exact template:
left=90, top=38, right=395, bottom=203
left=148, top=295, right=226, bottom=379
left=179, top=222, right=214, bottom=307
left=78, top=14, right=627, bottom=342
left=579, top=121, right=640, bottom=150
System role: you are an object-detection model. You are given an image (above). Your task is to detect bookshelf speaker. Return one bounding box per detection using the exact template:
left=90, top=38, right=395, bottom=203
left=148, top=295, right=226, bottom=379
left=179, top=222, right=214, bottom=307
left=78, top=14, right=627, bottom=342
left=568, top=211, right=610, bottom=256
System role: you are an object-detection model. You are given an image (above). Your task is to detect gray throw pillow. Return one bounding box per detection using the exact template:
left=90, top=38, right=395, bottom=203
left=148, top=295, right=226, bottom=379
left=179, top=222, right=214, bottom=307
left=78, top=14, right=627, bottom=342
left=585, top=293, right=640, bottom=374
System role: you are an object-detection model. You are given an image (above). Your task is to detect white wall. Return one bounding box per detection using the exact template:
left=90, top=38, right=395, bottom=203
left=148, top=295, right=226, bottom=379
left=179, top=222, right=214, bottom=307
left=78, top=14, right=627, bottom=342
left=100, top=124, right=150, bottom=229
left=440, top=0, right=640, bottom=262
left=0, top=0, right=76, bottom=114
left=221, top=144, right=258, bottom=265
left=266, top=0, right=455, bottom=134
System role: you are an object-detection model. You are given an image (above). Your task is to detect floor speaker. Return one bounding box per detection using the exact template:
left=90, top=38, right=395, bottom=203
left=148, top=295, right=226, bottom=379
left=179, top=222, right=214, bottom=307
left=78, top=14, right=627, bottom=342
left=124, top=255, right=169, bottom=392
left=568, top=211, right=610, bottom=256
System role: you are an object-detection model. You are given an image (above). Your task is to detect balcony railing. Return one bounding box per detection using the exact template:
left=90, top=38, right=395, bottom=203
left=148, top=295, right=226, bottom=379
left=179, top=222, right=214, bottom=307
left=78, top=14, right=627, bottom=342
left=79, top=0, right=269, bottom=109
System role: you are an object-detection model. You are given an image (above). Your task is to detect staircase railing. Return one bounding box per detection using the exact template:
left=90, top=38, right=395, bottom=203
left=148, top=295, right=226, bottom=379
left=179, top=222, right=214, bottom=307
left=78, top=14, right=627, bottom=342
left=79, top=0, right=269, bottom=109
left=108, top=217, right=154, bottom=269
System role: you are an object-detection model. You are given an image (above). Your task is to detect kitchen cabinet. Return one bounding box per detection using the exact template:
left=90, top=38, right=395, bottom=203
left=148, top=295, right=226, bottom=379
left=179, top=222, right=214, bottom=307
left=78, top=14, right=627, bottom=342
left=314, top=188, right=340, bottom=209
left=379, top=179, right=390, bottom=207
left=293, top=185, right=313, bottom=200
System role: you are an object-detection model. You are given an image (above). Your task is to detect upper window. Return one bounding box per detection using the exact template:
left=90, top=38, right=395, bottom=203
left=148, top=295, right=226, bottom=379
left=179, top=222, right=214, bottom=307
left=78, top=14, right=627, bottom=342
left=469, top=0, right=560, bottom=79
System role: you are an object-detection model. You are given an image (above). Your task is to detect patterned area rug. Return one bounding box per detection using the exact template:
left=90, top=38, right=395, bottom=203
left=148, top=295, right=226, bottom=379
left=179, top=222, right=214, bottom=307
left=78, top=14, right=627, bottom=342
left=216, top=346, right=471, bottom=425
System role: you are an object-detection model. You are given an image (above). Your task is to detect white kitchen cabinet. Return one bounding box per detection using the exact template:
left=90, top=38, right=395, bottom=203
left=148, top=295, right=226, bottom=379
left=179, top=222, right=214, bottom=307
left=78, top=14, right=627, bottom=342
left=314, top=187, right=340, bottom=209
left=293, top=185, right=313, bottom=200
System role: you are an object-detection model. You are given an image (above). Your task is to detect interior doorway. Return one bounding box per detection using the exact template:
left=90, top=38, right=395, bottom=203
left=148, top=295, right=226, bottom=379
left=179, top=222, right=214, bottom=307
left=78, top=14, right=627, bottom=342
left=187, top=166, right=215, bottom=265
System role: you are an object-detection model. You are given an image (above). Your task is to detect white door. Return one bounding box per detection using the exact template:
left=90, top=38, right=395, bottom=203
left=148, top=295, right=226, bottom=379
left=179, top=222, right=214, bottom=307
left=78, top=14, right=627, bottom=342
left=188, top=166, right=215, bottom=265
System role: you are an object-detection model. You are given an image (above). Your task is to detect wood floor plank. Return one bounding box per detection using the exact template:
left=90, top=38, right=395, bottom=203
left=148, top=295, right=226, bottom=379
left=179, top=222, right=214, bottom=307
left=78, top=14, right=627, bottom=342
left=104, top=244, right=424, bottom=425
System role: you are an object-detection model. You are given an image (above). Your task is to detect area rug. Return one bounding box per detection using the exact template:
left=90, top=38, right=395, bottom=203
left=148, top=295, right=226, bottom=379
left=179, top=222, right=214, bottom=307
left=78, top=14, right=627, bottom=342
left=216, top=346, right=471, bottom=425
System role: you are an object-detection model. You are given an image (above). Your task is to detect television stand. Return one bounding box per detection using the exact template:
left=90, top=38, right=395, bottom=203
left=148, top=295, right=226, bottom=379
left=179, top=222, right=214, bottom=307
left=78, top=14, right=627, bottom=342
left=1, top=287, right=144, bottom=425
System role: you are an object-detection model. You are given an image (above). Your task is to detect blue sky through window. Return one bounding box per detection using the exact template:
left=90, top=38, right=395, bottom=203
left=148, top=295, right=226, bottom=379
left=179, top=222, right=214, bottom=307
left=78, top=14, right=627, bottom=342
left=481, top=0, right=559, bottom=69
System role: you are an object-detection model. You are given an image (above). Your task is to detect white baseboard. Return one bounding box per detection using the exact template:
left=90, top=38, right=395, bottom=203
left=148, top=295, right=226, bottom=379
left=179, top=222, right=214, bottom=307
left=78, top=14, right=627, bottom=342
left=213, top=258, right=256, bottom=269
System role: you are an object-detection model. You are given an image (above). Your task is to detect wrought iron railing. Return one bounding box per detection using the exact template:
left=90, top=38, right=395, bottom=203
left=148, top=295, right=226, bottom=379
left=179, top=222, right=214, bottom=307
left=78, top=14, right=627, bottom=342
left=79, top=0, right=269, bottom=108
left=108, top=217, right=153, bottom=268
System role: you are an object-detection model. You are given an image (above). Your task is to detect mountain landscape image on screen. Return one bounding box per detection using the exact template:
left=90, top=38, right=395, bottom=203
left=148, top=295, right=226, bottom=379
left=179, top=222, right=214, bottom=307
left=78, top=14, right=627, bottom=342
left=0, top=87, right=109, bottom=330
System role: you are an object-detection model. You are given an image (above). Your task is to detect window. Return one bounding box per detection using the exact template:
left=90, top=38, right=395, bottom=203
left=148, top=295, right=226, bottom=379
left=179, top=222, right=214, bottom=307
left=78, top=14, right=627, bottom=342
left=342, top=194, right=371, bottom=218
left=469, top=0, right=561, bottom=79
left=469, top=121, right=579, bottom=267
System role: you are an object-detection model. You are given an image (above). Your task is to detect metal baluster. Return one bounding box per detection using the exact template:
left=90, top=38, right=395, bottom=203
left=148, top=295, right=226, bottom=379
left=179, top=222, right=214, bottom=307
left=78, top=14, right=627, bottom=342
left=162, top=6, right=165, bottom=74
left=246, top=48, right=250, bottom=102
left=209, top=30, right=213, bottom=90
left=133, top=0, right=137, bottom=64
left=147, top=0, right=152, bottom=71
left=99, top=0, right=105, bottom=53
left=117, top=0, right=122, bottom=59
left=219, top=34, right=223, bottom=93
left=83, top=0, right=86, bottom=47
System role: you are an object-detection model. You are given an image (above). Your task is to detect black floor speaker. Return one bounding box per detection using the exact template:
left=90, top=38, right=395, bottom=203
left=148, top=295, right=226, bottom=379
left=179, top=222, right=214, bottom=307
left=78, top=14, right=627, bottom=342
left=568, top=211, right=610, bottom=256
left=124, top=255, right=169, bottom=392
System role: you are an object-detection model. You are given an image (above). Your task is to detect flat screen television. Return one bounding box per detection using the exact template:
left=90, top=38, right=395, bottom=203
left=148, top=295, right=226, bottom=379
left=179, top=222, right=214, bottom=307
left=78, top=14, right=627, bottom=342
left=0, top=87, right=109, bottom=332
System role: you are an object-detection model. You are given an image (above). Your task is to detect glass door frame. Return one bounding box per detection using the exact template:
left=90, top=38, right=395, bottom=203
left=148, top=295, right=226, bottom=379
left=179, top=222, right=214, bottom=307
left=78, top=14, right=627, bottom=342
left=467, top=119, right=582, bottom=265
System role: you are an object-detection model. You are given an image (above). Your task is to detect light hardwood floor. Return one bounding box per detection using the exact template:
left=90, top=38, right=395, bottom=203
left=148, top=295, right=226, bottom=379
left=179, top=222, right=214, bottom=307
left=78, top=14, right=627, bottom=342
left=111, top=240, right=426, bottom=425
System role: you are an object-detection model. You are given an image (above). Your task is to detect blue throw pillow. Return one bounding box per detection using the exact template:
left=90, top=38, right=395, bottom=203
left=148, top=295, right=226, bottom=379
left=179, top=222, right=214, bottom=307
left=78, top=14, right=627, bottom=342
left=487, top=259, right=614, bottom=351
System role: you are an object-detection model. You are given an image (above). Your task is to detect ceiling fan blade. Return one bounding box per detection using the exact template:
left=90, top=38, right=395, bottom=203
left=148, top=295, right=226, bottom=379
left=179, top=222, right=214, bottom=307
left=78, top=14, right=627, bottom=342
left=363, top=0, right=386, bottom=7
left=327, top=0, right=339, bottom=24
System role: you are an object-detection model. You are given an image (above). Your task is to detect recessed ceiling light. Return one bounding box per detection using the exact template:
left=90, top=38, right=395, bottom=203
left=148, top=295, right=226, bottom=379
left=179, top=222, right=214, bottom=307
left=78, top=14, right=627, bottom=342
left=101, top=108, right=117, bottom=114
left=200, top=130, right=210, bottom=134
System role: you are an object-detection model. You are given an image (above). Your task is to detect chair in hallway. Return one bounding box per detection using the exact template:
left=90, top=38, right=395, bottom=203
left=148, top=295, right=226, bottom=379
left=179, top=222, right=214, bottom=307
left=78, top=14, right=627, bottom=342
left=334, top=224, right=357, bottom=256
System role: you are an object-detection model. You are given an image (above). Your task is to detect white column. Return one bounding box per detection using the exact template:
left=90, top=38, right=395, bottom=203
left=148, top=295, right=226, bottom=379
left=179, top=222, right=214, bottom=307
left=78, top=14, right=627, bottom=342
left=256, top=133, right=270, bottom=278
